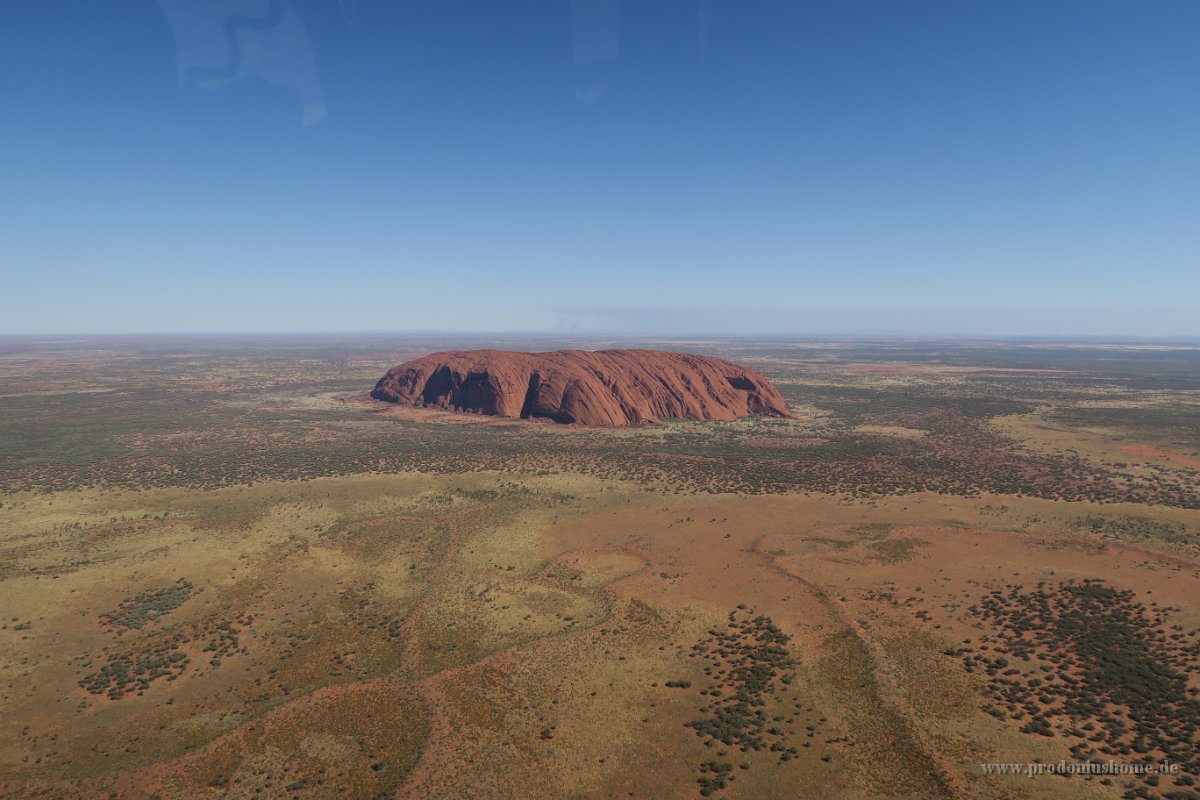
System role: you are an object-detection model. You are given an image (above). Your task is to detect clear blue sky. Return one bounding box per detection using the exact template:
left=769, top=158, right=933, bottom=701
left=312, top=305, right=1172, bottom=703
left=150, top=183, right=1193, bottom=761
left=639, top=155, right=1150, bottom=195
left=2, top=1, right=1198, bottom=336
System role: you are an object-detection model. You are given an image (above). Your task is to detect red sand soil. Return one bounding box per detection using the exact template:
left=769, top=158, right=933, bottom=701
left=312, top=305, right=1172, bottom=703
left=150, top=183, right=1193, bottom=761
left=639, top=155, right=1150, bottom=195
left=371, top=349, right=793, bottom=427
left=1119, top=443, right=1200, bottom=470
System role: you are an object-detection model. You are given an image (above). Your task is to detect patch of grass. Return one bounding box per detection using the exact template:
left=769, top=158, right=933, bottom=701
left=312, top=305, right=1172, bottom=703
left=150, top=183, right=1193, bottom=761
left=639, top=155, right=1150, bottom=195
left=100, top=578, right=195, bottom=632
left=865, top=537, right=929, bottom=564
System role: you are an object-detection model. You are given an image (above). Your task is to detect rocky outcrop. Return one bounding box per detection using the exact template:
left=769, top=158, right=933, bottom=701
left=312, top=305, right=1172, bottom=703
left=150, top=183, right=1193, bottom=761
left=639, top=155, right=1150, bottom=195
left=370, top=349, right=792, bottom=427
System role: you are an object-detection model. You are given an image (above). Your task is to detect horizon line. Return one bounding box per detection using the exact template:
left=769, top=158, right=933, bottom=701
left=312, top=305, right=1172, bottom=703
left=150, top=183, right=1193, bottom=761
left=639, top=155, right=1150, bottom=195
left=3, top=330, right=1200, bottom=343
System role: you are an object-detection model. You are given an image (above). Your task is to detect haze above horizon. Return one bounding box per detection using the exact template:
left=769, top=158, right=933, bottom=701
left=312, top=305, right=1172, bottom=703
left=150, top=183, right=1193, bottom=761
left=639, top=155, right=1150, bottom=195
left=2, top=1, right=1198, bottom=336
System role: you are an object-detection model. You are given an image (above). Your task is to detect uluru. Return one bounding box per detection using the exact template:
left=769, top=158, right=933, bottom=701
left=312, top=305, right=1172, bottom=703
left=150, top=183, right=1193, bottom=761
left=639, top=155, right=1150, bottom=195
left=370, top=349, right=793, bottom=427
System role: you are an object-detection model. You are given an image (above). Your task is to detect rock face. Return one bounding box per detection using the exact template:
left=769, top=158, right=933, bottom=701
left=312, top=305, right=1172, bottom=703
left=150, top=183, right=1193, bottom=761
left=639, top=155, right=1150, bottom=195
left=371, top=349, right=792, bottom=427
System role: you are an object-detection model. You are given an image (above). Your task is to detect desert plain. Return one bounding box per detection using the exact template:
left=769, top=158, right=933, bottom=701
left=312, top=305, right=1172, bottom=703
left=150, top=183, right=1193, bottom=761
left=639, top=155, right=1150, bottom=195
left=1, top=335, right=1199, bottom=800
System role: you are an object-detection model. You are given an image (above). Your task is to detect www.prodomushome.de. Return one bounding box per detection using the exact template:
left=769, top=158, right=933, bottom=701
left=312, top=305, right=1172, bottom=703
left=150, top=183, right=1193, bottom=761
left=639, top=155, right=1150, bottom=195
left=981, top=760, right=1184, bottom=778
